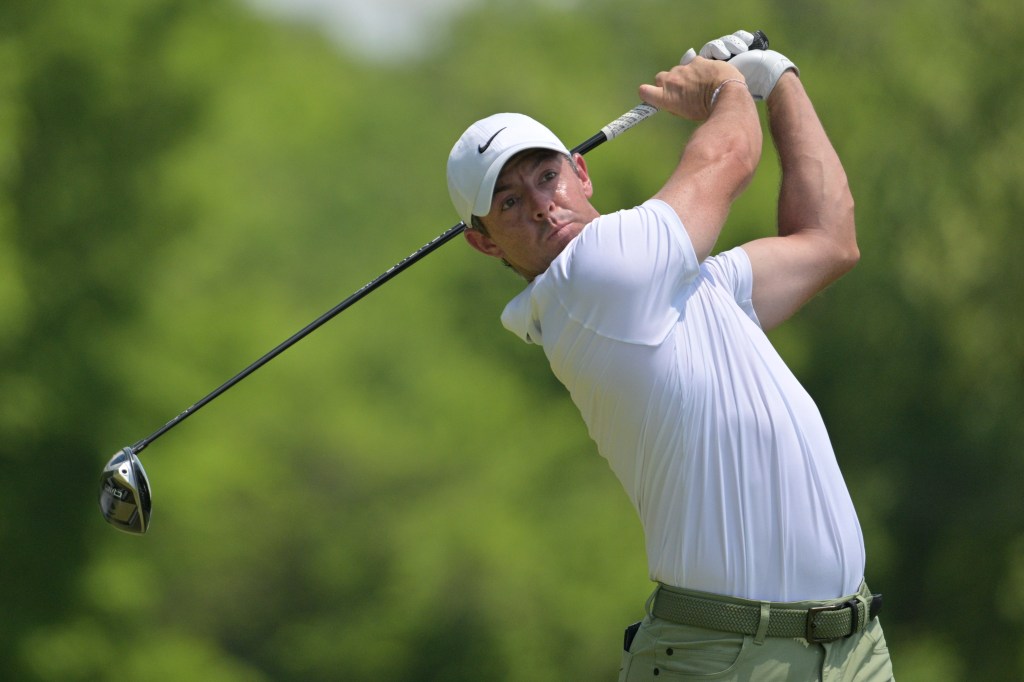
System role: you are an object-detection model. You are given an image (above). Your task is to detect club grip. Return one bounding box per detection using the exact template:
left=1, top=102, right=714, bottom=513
left=748, top=30, right=769, bottom=52
left=574, top=30, right=770, bottom=154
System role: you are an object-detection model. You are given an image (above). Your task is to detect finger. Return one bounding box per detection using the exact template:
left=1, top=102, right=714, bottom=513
left=722, top=34, right=749, bottom=55
left=679, top=47, right=697, bottom=65
left=733, top=29, right=754, bottom=46
left=700, top=39, right=731, bottom=60
left=637, top=83, right=664, bottom=106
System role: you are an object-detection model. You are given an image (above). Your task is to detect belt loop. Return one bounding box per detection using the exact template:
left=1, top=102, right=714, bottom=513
left=754, top=602, right=771, bottom=645
left=854, top=594, right=870, bottom=633
left=645, top=586, right=658, bottom=620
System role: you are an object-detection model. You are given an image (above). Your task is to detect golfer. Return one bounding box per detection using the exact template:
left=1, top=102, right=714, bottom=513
left=447, top=31, right=894, bottom=681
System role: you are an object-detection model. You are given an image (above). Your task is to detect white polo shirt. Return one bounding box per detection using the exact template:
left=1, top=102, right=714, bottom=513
left=501, top=199, right=865, bottom=602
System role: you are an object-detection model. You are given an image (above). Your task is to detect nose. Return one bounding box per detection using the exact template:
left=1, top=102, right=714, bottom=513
left=526, top=187, right=554, bottom=222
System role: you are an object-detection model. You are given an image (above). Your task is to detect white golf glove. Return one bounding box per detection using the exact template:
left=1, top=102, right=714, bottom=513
left=699, top=30, right=798, bottom=100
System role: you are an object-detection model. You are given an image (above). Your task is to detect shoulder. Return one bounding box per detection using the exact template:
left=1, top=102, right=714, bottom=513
left=561, top=199, right=698, bottom=284
left=703, top=246, right=759, bottom=326
left=517, top=200, right=704, bottom=346
left=703, top=246, right=753, bottom=288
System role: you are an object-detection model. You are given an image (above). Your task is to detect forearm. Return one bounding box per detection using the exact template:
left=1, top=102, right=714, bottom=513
left=685, top=82, right=763, bottom=197
left=768, top=73, right=857, bottom=263
left=657, top=80, right=762, bottom=259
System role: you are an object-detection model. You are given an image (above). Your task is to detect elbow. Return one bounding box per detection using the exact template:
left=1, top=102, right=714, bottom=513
left=820, top=235, right=858, bottom=288
left=833, top=193, right=859, bottom=275
left=836, top=240, right=860, bottom=277
left=844, top=228, right=861, bottom=269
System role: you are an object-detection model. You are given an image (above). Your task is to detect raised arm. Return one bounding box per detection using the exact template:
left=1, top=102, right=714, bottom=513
left=692, top=33, right=858, bottom=330
left=639, top=58, right=762, bottom=261
left=741, top=72, right=858, bottom=330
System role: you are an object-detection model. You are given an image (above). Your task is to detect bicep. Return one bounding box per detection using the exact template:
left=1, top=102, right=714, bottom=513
left=741, top=232, right=858, bottom=331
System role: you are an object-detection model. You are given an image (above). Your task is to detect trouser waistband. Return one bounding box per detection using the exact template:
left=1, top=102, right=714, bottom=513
left=651, top=582, right=883, bottom=644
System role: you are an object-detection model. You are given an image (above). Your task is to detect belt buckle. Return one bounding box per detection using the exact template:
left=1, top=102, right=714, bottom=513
left=805, top=598, right=859, bottom=643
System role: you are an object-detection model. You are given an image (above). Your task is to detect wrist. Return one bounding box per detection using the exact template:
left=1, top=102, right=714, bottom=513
left=710, top=78, right=747, bottom=110
left=729, top=49, right=798, bottom=101
left=765, top=69, right=801, bottom=109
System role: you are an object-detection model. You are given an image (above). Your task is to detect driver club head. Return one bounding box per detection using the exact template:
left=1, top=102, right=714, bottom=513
left=98, top=447, right=152, bottom=534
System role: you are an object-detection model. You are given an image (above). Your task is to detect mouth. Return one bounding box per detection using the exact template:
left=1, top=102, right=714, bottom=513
left=546, top=221, right=572, bottom=242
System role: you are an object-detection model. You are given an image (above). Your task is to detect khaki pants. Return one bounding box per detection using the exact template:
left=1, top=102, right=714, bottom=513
left=619, top=586, right=895, bottom=681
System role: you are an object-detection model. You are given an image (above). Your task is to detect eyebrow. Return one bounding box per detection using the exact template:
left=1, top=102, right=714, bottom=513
left=493, top=152, right=561, bottom=196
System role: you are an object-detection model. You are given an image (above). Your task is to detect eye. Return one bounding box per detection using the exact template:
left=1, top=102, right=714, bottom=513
left=499, top=195, right=518, bottom=211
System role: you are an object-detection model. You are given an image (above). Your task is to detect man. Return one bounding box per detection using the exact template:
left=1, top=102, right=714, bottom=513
left=447, top=30, right=894, bottom=681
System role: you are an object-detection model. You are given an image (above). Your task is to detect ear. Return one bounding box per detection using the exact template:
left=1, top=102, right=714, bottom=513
left=463, top=227, right=505, bottom=259
left=573, top=153, right=595, bottom=199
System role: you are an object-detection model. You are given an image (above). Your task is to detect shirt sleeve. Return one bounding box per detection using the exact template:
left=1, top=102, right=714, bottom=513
left=703, top=246, right=761, bottom=327
left=545, top=199, right=701, bottom=345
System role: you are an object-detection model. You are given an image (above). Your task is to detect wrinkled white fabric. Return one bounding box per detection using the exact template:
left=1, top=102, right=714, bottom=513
left=502, top=199, right=864, bottom=602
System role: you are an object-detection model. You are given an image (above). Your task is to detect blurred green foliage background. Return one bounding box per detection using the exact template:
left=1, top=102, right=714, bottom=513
left=2, top=0, right=1022, bottom=680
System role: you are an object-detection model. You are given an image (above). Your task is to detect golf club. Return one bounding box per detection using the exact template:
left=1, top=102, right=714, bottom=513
left=98, top=31, right=770, bottom=534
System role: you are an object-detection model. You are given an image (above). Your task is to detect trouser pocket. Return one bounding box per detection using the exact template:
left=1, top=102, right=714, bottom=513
left=626, top=619, right=750, bottom=679
left=618, top=621, right=642, bottom=682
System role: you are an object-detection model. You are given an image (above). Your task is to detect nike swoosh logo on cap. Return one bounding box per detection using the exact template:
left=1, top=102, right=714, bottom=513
left=478, top=127, right=506, bottom=153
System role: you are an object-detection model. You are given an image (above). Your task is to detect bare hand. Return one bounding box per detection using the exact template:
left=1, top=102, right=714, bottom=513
left=638, top=57, right=746, bottom=121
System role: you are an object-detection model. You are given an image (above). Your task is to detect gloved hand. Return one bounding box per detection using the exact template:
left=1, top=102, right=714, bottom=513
left=699, top=30, right=798, bottom=100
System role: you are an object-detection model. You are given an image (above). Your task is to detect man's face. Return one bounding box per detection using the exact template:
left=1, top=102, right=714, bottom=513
left=464, top=150, right=599, bottom=281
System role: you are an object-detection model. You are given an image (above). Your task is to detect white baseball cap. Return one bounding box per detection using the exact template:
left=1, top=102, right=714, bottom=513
left=447, top=113, right=570, bottom=226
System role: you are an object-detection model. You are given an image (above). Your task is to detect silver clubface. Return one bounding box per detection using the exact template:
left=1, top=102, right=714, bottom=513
left=98, top=447, right=152, bottom=534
